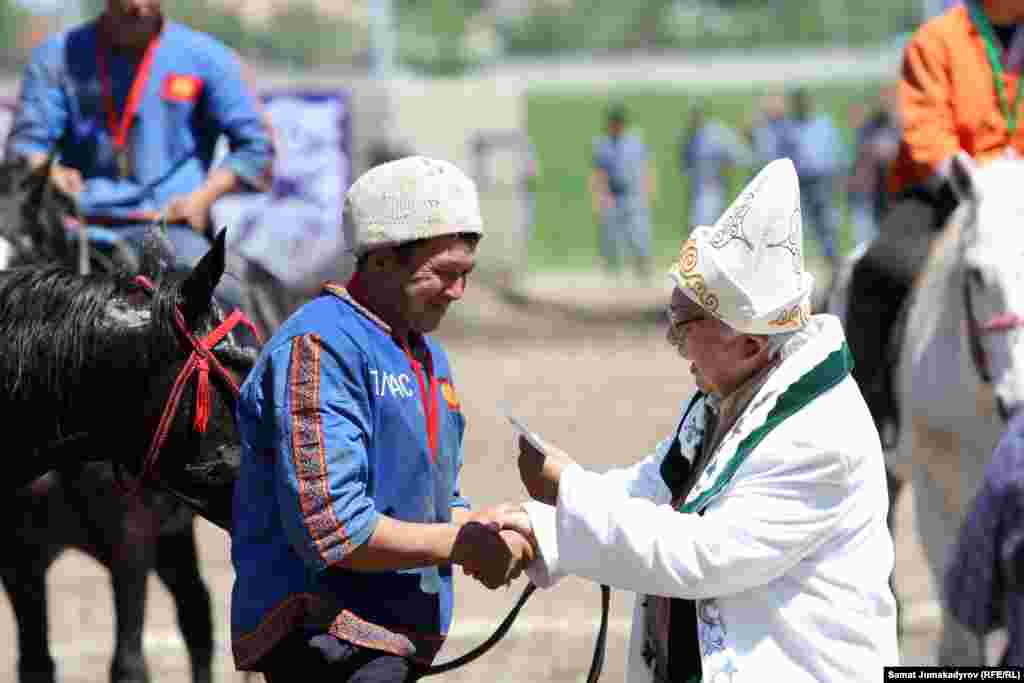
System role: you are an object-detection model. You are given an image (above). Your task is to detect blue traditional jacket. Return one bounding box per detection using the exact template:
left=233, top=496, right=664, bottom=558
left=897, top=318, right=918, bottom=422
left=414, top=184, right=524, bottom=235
left=6, top=19, right=272, bottom=218
left=230, top=283, right=470, bottom=670
left=946, top=410, right=1024, bottom=665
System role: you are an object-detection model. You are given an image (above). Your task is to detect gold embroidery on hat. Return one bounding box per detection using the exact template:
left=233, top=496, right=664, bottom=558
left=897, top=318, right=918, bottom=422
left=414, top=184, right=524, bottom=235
left=768, top=302, right=810, bottom=328
left=676, top=240, right=720, bottom=313
left=679, top=240, right=699, bottom=273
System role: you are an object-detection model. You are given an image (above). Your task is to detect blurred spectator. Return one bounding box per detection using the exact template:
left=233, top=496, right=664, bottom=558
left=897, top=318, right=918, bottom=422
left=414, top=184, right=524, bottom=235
left=679, top=104, right=751, bottom=228
left=846, top=102, right=872, bottom=247
left=522, top=137, right=539, bottom=242
left=923, top=0, right=964, bottom=21
left=749, top=90, right=789, bottom=168
left=785, top=87, right=847, bottom=271
left=590, top=102, right=655, bottom=279
left=847, top=84, right=902, bottom=248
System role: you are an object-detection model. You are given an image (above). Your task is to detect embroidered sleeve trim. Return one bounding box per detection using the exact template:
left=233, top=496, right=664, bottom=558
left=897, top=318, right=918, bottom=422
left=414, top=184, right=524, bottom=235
left=290, top=333, right=354, bottom=566
left=232, top=593, right=321, bottom=670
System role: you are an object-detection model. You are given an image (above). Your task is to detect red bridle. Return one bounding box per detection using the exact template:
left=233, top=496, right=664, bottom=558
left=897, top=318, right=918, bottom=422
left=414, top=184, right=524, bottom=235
left=123, top=275, right=260, bottom=495
left=963, top=278, right=1024, bottom=384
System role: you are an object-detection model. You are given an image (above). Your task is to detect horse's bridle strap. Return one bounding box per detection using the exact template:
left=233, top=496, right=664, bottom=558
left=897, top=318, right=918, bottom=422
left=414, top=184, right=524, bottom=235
left=124, top=275, right=258, bottom=494
left=962, top=277, right=1024, bottom=384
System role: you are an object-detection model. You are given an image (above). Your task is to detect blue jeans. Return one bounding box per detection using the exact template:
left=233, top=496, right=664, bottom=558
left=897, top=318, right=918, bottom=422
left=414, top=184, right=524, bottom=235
left=88, top=224, right=245, bottom=314
left=799, top=176, right=839, bottom=265
left=848, top=191, right=878, bottom=249
left=601, top=195, right=650, bottom=273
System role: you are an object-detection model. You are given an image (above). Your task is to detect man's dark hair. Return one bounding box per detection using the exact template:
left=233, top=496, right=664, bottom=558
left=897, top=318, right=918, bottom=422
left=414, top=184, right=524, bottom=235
left=605, top=102, right=628, bottom=124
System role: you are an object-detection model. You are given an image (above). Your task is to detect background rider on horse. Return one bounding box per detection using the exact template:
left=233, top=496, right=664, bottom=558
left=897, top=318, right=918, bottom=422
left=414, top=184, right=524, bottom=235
left=845, top=0, right=1024, bottom=443
left=3, top=0, right=273, bottom=311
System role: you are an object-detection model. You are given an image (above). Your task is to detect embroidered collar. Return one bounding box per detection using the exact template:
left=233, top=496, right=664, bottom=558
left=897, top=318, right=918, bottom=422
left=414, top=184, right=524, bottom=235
left=323, top=279, right=393, bottom=333
left=321, top=280, right=432, bottom=359
left=674, top=315, right=854, bottom=514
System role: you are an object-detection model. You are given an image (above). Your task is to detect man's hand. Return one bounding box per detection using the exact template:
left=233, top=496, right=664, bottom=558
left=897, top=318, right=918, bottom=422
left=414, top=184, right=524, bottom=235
left=451, top=521, right=531, bottom=589
left=493, top=505, right=536, bottom=545
left=49, top=162, right=84, bottom=197
left=164, top=189, right=214, bottom=234
left=517, top=435, right=573, bottom=506
left=460, top=503, right=522, bottom=532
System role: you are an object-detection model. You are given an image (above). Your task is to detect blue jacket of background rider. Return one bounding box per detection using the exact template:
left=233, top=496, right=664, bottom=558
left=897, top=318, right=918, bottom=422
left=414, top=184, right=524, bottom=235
left=229, top=280, right=471, bottom=671
left=5, top=19, right=273, bottom=219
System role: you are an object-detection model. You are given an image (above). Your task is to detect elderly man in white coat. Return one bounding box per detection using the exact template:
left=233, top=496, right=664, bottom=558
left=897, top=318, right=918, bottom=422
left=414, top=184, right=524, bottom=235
left=497, top=158, right=899, bottom=682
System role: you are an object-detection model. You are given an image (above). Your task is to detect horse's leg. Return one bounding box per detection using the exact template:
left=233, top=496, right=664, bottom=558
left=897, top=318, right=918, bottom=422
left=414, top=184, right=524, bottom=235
left=106, top=505, right=159, bottom=683
left=0, top=563, right=57, bottom=683
left=909, top=422, right=984, bottom=665
left=0, top=475, right=69, bottom=683
left=154, top=518, right=214, bottom=683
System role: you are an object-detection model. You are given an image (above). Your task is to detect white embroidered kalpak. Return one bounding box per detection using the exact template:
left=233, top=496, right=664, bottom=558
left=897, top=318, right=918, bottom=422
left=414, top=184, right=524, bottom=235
left=345, top=156, right=484, bottom=257
left=669, top=157, right=813, bottom=335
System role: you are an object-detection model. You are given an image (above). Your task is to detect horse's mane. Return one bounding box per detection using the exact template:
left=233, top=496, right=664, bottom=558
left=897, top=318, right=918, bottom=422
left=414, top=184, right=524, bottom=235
left=0, top=266, right=190, bottom=413
left=914, top=205, right=967, bottom=294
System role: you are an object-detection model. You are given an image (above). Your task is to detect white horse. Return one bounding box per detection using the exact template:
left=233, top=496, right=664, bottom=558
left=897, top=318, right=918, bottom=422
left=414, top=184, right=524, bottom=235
left=832, top=153, right=1024, bottom=664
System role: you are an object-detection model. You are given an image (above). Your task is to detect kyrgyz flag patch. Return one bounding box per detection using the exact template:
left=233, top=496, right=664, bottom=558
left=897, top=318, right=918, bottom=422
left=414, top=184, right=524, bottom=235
left=162, top=74, right=203, bottom=102
left=440, top=379, right=460, bottom=411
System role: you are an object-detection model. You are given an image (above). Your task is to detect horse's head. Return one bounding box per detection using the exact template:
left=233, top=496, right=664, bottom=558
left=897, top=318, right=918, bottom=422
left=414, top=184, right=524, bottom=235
left=0, top=156, right=79, bottom=268
left=119, top=228, right=258, bottom=531
left=950, top=152, right=1024, bottom=420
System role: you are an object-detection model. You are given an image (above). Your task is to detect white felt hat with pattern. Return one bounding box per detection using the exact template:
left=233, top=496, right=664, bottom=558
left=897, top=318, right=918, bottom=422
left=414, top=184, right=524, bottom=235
left=668, top=158, right=814, bottom=335
left=345, top=156, right=484, bottom=257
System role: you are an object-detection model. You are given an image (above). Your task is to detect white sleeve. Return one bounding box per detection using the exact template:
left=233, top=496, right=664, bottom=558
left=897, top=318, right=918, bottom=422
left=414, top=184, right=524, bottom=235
left=523, top=438, right=675, bottom=588
left=551, top=444, right=852, bottom=599
left=593, top=436, right=675, bottom=501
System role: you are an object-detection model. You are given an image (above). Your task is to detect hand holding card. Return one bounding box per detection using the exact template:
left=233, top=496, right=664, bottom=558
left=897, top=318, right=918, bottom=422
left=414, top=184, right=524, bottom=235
left=499, top=403, right=572, bottom=505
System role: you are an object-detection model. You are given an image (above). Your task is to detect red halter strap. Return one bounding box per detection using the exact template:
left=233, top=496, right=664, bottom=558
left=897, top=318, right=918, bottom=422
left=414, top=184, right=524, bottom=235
left=125, top=275, right=261, bottom=493
left=962, top=278, right=1024, bottom=384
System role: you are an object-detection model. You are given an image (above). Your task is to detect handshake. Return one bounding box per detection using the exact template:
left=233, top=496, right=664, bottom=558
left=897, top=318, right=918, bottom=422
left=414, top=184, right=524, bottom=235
left=451, top=504, right=537, bottom=590
left=451, top=434, right=574, bottom=590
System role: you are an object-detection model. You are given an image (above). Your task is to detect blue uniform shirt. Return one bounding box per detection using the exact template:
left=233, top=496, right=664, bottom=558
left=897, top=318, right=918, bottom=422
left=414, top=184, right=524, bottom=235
left=6, top=20, right=272, bottom=218
left=230, top=284, right=470, bottom=671
left=681, top=120, right=751, bottom=193
left=785, top=114, right=847, bottom=179
left=593, top=132, right=648, bottom=199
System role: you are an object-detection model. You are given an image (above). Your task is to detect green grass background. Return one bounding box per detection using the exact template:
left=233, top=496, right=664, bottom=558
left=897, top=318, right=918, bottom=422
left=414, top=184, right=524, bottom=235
left=524, top=81, right=886, bottom=273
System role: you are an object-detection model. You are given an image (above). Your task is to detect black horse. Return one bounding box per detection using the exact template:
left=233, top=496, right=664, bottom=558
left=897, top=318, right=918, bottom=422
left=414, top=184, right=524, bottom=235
left=0, top=156, right=137, bottom=273
left=0, top=220, right=253, bottom=683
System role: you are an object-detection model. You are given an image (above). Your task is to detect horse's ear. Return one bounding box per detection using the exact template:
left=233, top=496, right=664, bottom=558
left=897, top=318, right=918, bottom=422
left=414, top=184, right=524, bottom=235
left=180, top=228, right=226, bottom=325
left=949, top=151, right=980, bottom=202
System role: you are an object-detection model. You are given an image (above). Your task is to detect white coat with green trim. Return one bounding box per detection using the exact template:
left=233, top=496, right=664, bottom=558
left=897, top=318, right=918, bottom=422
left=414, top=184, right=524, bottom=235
left=523, top=315, right=898, bottom=682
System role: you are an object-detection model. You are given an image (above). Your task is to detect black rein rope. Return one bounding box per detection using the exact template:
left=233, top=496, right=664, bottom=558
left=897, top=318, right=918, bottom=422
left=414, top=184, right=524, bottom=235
left=30, top=427, right=614, bottom=681
left=423, top=582, right=610, bottom=682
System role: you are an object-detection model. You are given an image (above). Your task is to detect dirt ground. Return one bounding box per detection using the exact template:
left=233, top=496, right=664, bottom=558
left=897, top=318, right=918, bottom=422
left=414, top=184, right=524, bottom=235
left=0, top=275, right=955, bottom=682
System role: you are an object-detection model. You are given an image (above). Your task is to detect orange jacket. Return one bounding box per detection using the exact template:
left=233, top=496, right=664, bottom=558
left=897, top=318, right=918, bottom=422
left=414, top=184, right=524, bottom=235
left=889, top=4, right=1024, bottom=194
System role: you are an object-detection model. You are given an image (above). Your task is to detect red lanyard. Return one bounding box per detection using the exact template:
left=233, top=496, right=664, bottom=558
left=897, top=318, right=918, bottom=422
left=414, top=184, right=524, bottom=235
left=95, top=29, right=162, bottom=151
left=400, top=338, right=439, bottom=463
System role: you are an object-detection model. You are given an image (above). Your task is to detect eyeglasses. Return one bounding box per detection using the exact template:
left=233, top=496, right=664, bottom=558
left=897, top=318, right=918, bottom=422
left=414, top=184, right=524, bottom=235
left=666, top=306, right=706, bottom=330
